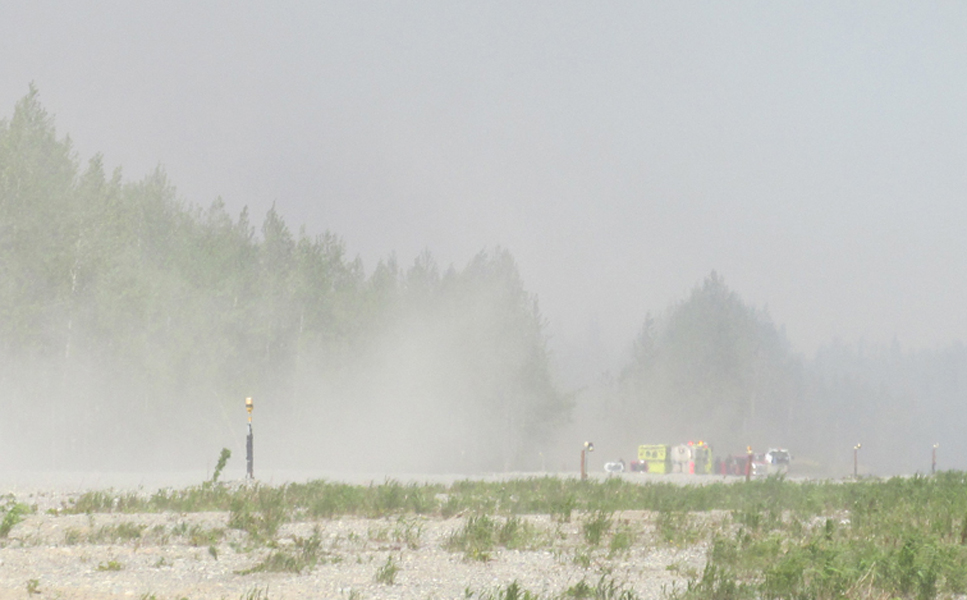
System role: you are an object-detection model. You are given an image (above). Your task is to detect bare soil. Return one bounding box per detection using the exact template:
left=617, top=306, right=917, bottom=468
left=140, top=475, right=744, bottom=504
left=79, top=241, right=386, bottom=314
left=0, top=485, right=707, bottom=600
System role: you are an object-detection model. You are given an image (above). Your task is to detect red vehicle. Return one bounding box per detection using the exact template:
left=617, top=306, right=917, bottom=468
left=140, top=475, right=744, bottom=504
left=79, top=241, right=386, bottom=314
left=718, top=454, right=753, bottom=476
left=716, top=448, right=791, bottom=477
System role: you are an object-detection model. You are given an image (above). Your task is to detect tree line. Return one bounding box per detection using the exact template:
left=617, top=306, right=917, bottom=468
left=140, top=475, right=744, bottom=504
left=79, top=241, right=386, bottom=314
left=586, top=272, right=967, bottom=475
left=0, top=87, right=567, bottom=472
left=3, top=87, right=964, bottom=476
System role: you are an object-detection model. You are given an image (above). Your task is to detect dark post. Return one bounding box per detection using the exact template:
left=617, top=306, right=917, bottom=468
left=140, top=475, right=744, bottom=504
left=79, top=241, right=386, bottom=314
left=853, top=443, right=861, bottom=479
left=745, top=446, right=753, bottom=482
left=245, top=397, right=254, bottom=479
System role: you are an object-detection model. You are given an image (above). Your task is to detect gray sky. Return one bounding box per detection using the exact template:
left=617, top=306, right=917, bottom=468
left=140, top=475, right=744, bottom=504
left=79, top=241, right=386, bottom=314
left=3, top=1, right=967, bottom=383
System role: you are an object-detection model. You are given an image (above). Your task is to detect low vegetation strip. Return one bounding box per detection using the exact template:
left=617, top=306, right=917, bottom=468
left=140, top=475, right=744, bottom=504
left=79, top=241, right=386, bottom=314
left=39, top=472, right=967, bottom=598
left=58, top=472, right=967, bottom=519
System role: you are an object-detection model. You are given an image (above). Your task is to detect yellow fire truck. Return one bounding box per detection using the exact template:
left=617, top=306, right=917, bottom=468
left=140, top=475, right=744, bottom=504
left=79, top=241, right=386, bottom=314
left=630, top=441, right=713, bottom=474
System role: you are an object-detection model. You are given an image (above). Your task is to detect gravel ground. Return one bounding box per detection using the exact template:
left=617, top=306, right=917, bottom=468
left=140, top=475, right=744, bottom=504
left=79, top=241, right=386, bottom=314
left=0, top=482, right=713, bottom=600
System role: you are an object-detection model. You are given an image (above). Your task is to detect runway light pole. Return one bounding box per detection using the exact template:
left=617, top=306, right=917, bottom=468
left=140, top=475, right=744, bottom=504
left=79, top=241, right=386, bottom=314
left=932, top=443, right=939, bottom=475
left=581, top=441, right=594, bottom=481
left=245, top=397, right=254, bottom=480
left=853, top=443, right=861, bottom=479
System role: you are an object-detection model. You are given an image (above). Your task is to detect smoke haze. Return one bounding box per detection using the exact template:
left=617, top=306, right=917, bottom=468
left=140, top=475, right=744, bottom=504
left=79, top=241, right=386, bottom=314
left=2, top=3, right=967, bottom=478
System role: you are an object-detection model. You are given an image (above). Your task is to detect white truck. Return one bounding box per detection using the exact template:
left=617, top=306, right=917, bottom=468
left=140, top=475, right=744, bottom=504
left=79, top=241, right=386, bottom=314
left=752, top=448, right=791, bottom=478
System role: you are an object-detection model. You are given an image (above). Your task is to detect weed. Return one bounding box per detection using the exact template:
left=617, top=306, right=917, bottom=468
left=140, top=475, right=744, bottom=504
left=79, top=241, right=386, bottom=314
left=240, top=527, right=329, bottom=574
left=732, top=500, right=782, bottom=533
left=374, top=554, right=399, bottom=585
left=667, top=563, right=752, bottom=600
left=440, top=494, right=461, bottom=518
left=469, top=576, right=640, bottom=600
left=185, top=525, right=224, bottom=547
left=212, top=447, right=232, bottom=484
left=393, top=516, right=424, bottom=549
left=70, top=490, right=144, bottom=514
left=446, top=514, right=540, bottom=561
left=150, top=523, right=168, bottom=544
left=563, top=576, right=641, bottom=600
left=367, top=524, right=390, bottom=543
left=64, top=527, right=84, bottom=545
left=581, top=510, right=612, bottom=546
left=665, top=560, right=698, bottom=578
left=26, top=579, right=40, bottom=595
left=372, top=480, right=406, bottom=516
left=572, top=550, right=592, bottom=569
left=655, top=510, right=702, bottom=547
left=170, top=521, right=189, bottom=537
left=506, top=516, right=548, bottom=550
left=550, top=494, right=577, bottom=523
left=475, top=580, right=541, bottom=600
left=96, top=560, right=123, bottom=571
left=89, top=521, right=145, bottom=544
left=0, top=495, right=31, bottom=538
left=609, top=524, right=635, bottom=555
left=228, top=485, right=288, bottom=542
left=240, top=586, right=270, bottom=600
left=446, top=514, right=497, bottom=561
left=497, top=516, right=524, bottom=548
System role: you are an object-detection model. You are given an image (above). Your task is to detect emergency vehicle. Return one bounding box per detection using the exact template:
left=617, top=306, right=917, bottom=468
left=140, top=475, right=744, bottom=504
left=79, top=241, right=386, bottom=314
left=629, top=441, right=713, bottom=474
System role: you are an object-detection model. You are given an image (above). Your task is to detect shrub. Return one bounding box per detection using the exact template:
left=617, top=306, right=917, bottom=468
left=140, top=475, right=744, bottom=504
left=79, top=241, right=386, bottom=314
left=374, top=555, right=399, bottom=585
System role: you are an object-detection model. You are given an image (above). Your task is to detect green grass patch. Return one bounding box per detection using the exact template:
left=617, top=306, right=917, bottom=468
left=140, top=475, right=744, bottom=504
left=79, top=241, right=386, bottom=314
left=239, top=527, right=334, bottom=574
left=88, top=521, right=146, bottom=544
left=445, top=514, right=542, bottom=561
left=0, top=495, right=32, bottom=538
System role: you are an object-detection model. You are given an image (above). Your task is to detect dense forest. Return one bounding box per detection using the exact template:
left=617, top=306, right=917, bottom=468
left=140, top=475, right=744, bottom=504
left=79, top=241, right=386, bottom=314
left=0, top=88, right=567, bottom=472
left=581, top=274, right=967, bottom=476
left=2, top=88, right=966, bottom=476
